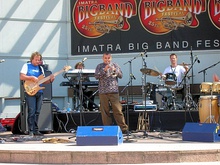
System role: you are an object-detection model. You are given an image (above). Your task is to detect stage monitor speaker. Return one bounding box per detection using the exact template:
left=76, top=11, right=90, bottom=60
left=76, top=126, right=123, bottom=146
left=182, top=122, right=220, bottom=142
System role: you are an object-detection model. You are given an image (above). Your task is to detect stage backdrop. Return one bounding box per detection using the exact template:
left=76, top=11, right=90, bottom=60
left=71, top=0, right=220, bottom=55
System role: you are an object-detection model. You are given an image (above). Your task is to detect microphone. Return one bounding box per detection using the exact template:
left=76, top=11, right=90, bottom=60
left=130, top=74, right=136, bottom=80
left=82, top=57, right=87, bottom=63
left=0, top=59, right=5, bottom=63
left=195, top=55, right=200, bottom=63
left=140, top=50, right=147, bottom=57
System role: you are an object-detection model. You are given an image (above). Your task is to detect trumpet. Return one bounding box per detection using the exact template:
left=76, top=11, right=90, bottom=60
left=89, top=16, right=124, bottom=34
left=106, top=62, right=117, bottom=78
left=156, top=12, right=193, bottom=30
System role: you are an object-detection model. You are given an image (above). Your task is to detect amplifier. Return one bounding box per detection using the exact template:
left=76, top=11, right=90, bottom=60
left=134, top=104, right=157, bottom=111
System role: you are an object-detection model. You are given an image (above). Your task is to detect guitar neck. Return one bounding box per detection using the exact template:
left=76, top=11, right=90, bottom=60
left=38, top=69, right=64, bottom=85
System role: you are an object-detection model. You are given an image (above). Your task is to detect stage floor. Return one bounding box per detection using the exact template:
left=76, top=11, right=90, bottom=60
left=1, top=130, right=220, bottom=164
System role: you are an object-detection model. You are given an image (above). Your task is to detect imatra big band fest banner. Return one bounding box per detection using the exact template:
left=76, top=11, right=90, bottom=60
left=71, top=0, right=220, bottom=55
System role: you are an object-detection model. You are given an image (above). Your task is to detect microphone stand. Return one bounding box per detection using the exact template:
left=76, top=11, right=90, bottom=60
left=121, top=79, right=136, bottom=143
left=198, top=61, right=220, bottom=82
left=124, top=53, right=141, bottom=103
left=179, top=58, right=198, bottom=122
left=78, top=60, right=86, bottom=126
left=78, top=69, right=83, bottom=126
left=141, top=54, right=148, bottom=138
left=190, top=47, right=194, bottom=84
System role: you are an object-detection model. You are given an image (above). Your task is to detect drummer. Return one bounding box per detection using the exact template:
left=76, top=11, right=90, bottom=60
left=160, top=53, right=188, bottom=100
left=161, top=53, right=188, bottom=86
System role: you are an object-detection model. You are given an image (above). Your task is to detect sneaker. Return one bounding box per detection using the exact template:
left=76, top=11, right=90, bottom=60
left=34, top=131, right=43, bottom=136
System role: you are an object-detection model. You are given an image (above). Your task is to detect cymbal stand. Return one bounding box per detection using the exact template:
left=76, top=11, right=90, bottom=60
left=184, top=76, right=197, bottom=111
left=170, top=88, right=177, bottom=110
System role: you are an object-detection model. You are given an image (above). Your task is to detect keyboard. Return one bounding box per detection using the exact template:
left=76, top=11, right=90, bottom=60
left=63, top=69, right=95, bottom=78
left=60, top=81, right=99, bottom=87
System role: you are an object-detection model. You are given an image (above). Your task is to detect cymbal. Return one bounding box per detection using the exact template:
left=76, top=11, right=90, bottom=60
left=140, top=68, right=160, bottom=76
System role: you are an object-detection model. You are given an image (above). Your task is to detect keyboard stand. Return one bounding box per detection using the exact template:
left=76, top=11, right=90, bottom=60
left=71, top=87, right=99, bottom=111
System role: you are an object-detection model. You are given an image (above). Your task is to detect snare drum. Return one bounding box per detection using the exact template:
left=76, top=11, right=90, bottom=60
left=199, top=95, right=219, bottom=123
left=165, top=73, right=177, bottom=85
left=200, top=82, right=212, bottom=93
left=212, top=82, right=220, bottom=93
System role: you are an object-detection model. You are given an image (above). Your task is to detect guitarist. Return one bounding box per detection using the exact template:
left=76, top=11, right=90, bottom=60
left=20, top=51, right=55, bottom=136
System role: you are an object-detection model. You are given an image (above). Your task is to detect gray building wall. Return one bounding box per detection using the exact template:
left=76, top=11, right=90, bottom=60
left=0, top=0, right=219, bottom=118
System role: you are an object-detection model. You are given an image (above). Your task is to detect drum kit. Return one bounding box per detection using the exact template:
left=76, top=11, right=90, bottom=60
left=199, top=82, right=220, bottom=124
left=140, top=64, right=197, bottom=111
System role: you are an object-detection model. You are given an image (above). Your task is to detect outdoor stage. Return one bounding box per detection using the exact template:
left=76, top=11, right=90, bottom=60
left=2, top=109, right=220, bottom=164
left=1, top=123, right=220, bottom=164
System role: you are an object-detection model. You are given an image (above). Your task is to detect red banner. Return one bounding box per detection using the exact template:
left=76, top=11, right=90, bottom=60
left=71, top=0, right=220, bottom=55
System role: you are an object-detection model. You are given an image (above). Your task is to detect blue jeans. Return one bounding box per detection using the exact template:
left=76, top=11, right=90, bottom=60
left=25, top=92, right=43, bottom=133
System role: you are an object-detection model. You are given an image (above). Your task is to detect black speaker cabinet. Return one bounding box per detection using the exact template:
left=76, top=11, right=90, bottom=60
left=182, top=122, right=220, bottom=142
left=42, top=71, right=52, bottom=100
left=19, top=101, right=28, bottom=134
left=38, top=101, right=53, bottom=132
left=18, top=101, right=53, bottom=134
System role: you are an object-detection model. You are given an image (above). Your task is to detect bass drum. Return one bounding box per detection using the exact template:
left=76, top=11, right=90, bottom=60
left=155, top=84, right=172, bottom=97
left=155, top=84, right=172, bottom=110
left=145, top=82, right=157, bottom=104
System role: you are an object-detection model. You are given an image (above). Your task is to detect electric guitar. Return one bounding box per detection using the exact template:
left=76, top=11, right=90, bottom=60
left=24, top=66, right=71, bottom=96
